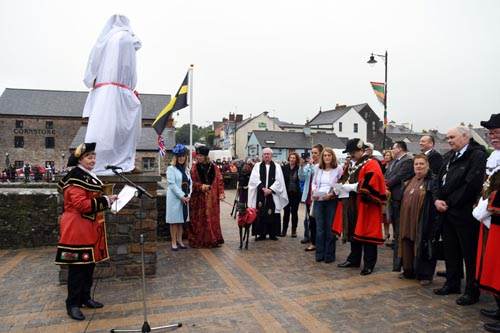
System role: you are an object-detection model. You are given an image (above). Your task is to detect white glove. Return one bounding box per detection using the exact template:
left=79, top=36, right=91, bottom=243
left=473, top=197, right=492, bottom=228
left=343, top=182, right=358, bottom=193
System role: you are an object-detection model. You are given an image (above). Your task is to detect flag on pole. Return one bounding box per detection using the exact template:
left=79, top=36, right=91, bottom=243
left=158, top=135, right=166, bottom=157
left=370, top=81, right=385, bottom=106
left=153, top=72, right=189, bottom=135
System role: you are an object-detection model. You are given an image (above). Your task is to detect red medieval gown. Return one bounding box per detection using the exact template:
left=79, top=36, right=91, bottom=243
left=188, top=161, right=225, bottom=248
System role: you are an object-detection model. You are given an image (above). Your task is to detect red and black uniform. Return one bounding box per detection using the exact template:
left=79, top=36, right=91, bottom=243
left=334, top=155, right=386, bottom=270
left=476, top=171, right=500, bottom=298
left=55, top=167, right=110, bottom=310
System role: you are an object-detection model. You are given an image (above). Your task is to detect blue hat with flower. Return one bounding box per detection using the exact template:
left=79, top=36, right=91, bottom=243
left=173, top=144, right=187, bottom=156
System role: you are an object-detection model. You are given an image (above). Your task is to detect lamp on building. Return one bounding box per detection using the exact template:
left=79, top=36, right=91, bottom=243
left=367, top=50, right=388, bottom=150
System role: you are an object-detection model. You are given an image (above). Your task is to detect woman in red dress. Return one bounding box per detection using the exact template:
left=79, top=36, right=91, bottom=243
left=188, top=146, right=226, bottom=248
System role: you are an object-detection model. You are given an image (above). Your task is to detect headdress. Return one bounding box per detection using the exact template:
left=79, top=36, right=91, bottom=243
left=343, top=138, right=368, bottom=153
left=173, top=144, right=187, bottom=156
left=67, top=142, right=96, bottom=167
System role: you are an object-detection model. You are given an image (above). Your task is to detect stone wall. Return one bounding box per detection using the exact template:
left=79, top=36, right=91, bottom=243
left=0, top=176, right=164, bottom=281
left=0, top=187, right=60, bottom=248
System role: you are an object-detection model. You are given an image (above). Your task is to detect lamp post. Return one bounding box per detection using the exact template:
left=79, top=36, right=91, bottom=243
left=61, top=153, right=65, bottom=171
left=5, top=152, right=9, bottom=168
left=367, top=50, right=388, bottom=150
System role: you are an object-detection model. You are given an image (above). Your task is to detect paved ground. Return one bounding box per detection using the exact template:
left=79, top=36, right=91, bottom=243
left=0, top=189, right=496, bottom=333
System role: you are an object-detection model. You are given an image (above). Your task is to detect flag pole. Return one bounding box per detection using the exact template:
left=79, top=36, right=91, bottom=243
left=189, top=64, right=194, bottom=168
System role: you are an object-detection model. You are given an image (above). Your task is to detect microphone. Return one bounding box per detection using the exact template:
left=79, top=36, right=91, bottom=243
left=104, top=164, right=123, bottom=171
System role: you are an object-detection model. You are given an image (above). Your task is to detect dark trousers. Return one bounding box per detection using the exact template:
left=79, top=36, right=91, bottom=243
left=389, top=200, right=402, bottom=271
left=442, top=220, right=479, bottom=294
left=347, top=239, right=377, bottom=270
left=309, top=215, right=317, bottom=246
left=282, top=191, right=301, bottom=234
left=66, top=263, right=95, bottom=309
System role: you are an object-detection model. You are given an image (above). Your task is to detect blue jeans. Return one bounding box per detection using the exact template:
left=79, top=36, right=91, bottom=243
left=314, top=199, right=338, bottom=262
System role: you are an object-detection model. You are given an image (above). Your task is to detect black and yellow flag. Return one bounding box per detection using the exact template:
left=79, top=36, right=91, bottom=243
left=153, top=72, right=189, bottom=135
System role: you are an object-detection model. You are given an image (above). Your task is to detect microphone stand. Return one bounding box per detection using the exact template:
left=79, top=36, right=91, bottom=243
left=110, top=169, right=182, bottom=333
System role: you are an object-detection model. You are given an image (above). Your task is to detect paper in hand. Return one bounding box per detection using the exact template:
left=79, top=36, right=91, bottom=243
left=111, top=185, right=137, bottom=214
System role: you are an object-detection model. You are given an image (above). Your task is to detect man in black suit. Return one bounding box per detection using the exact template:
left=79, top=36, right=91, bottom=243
left=433, top=125, right=487, bottom=306
left=419, top=135, right=443, bottom=174
left=384, top=141, right=415, bottom=271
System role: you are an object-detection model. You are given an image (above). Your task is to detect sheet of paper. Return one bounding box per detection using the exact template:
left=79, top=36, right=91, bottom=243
left=111, top=185, right=137, bottom=214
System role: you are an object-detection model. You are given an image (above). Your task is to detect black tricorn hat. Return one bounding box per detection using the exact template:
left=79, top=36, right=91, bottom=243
left=343, top=138, right=368, bottom=153
left=67, top=142, right=96, bottom=167
left=196, top=146, right=210, bottom=156
left=480, top=114, right=500, bottom=129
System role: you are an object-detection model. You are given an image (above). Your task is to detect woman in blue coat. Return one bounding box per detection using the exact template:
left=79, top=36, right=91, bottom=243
left=166, top=144, right=192, bottom=251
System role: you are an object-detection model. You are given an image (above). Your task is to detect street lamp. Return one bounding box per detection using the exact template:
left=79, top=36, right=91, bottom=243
left=367, top=50, right=388, bottom=150
left=61, top=153, right=65, bottom=169
left=5, top=152, right=9, bottom=168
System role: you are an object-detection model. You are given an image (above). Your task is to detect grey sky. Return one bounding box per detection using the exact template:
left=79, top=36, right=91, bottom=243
left=1, top=0, right=499, bottom=132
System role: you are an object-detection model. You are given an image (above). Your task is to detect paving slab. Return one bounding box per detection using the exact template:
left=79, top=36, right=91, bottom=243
left=0, top=189, right=495, bottom=332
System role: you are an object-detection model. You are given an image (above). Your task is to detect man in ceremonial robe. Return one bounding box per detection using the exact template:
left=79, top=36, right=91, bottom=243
left=335, top=138, right=386, bottom=276
left=248, top=148, right=288, bottom=240
left=473, top=114, right=500, bottom=333
left=82, top=14, right=142, bottom=175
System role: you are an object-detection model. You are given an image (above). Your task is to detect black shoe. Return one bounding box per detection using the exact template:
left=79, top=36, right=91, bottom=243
left=67, top=307, right=85, bottom=321
left=433, top=285, right=461, bottom=295
left=304, top=246, right=316, bottom=252
left=256, top=236, right=266, bottom=241
left=291, top=232, right=297, bottom=238
left=278, top=232, right=286, bottom=237
left=270, top=236, right=279, bottom=241
left=337, top=261, right=360, bottom=268
left=360, top=268, right=373, bottom=276
left=300, top=239, right=310, bottom=244
left=83, top=299, right=104, bottom=308
left=481, top=309, right=500, bottom=320
left=456, top=293, right=480, bottom=306
left=436, top=270, right=447, bottom=277
left=485, top=322, right=500, bottom=333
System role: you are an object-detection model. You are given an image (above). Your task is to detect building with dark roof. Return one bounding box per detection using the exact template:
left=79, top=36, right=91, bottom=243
left=0, top=88, right=174, bottom=173
left=307, top=103, right=384, bottom=149
left=246, top=130, right=347, bottom=162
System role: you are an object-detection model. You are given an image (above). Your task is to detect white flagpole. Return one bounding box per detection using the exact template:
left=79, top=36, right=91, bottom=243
left=189, top=65, right=194, bottom=168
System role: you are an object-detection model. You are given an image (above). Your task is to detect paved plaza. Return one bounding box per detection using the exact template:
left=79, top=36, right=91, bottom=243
left=0, top=189, right=495, bottom=332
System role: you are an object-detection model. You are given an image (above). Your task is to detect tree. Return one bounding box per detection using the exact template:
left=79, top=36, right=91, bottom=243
left=176, top=124, right=205, bottom=145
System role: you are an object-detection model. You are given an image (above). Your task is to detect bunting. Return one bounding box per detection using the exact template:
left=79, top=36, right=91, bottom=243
left=370, top=81, right=385, bottom=106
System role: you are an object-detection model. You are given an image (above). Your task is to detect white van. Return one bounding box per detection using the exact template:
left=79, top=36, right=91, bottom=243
left=208, top=150, right=233, bottom=162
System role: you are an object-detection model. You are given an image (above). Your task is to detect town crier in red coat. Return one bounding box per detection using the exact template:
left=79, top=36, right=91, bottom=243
left=55, top=142, right=117, bottom=321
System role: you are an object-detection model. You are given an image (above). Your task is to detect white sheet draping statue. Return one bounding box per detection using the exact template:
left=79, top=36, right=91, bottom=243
left=82, top=14, right=142, bottom=175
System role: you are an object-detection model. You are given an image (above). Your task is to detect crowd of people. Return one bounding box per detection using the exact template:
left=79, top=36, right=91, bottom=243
left=57, top=116, right=500, bottom=332
left=164, top=118, right=500, bottom=332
